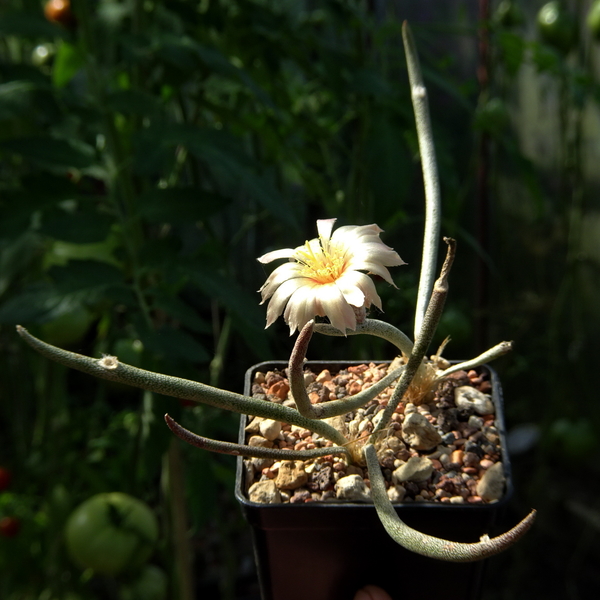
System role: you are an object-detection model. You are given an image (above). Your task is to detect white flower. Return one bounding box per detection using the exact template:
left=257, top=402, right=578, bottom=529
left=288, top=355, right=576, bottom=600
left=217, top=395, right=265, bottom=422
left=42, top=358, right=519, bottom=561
left=257, top=218, right=405, bottom=334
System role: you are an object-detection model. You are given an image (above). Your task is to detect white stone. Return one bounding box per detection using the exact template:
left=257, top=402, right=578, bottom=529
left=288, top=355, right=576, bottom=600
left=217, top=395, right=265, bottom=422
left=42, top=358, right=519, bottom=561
left=401, top=412, right=442, bottom=450
left=392, top=456, right=434, bottom=483
left=334, top=474, right=371, bottom=502
left=449, top=496, right=465, bottom=504
left=248, top=480, right=281, bottom=504
left=244, top=416, right=263, bottom=434
left=455, top=386, right=495, bottom=415
left=259, top=419, right=282, bottom=441
left=387, top=485, right=406, bottom=503
left=372, top=410, right=385, bottom=428
left=477, top=461, right=505, bottom=501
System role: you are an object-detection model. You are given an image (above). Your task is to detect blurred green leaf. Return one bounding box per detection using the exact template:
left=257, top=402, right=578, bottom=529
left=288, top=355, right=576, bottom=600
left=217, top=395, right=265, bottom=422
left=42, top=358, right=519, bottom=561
left=0, top=12, right=66, bottom=38
left=139, top=325, right=210, bottom=363
left=52, top=41, right=87, bottom=88
left=0, top=81, right=37, bottom=120
left=350, top=68, right=394, bottom=98
left=0, top=282, right=69, bottom=324
left=189, top=267, right=272, bottom=358
left=134, top=125, right=298, bottom=229
left=0, top=136, right=96, bottom=170
left=138, top=188, right=229, bottom=224
left=47, top=260, right=124, bottom=295
left=364, top=111, right=411, bottom=211
left=105, top=89, right=163, bottom=117
left=39, top=209, right=114, bottom=243
left=152, top=295, right=212, bottom=334
left=497, top=31, right=526, bottom=77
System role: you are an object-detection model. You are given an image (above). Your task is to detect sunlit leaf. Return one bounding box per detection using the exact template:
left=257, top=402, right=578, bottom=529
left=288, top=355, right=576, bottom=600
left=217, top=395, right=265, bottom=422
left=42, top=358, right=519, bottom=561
left=52, top=41, right=87, bottom=88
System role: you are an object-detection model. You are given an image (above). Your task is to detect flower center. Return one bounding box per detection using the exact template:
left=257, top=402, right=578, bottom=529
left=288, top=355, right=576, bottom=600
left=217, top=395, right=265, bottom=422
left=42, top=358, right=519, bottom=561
left=295, top=241, right=346, bottom=284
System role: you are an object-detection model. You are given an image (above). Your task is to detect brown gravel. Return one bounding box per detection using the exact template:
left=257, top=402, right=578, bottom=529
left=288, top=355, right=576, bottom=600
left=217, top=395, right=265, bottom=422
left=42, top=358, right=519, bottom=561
left=244, top=362, right=504, bottom=505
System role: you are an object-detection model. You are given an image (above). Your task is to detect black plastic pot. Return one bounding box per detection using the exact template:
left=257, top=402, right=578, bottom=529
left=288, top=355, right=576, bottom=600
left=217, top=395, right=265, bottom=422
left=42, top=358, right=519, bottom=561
left=235, top=361, right=513, bottom=600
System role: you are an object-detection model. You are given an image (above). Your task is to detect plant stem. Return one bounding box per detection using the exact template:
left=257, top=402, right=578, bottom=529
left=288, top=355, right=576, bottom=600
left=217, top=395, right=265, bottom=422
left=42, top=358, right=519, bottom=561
left=440, top=341, right=512, bottom=378
left=373, top=238, right=455, bottom=434
left=402, top=22, right=442, bottom=339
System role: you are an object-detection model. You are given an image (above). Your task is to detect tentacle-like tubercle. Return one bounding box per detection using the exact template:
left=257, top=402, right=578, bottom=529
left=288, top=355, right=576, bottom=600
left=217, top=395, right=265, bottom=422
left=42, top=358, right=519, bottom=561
left=365, top=443, right=535, bottom=562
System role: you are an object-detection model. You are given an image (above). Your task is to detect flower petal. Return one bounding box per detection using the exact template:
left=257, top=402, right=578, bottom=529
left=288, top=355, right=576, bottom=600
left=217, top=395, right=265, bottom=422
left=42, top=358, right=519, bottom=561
left=265, top=277, right=311, bottom=328
left=347, top=260, right=398, bottom=286
left=348, top=243, right=405, bottom=267
left=335, top=272, right=366, bottom=307
left=259, top=262, right=305, bottom=301
left=316, top=218, right=337, bottom=243
left=336, top=270, right=382, bottom=310
left=331, top=224, right=383, bottom=243
left=283, top=282, right=320, bottom=334
left=314, top=283, right=357, bottom=333
left=257, top=248, right=296, bottom=264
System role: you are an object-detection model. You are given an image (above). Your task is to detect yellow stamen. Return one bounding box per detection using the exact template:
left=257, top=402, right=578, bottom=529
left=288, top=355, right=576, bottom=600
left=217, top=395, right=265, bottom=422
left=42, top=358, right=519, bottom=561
left=294, top=240, right=347, bottom=284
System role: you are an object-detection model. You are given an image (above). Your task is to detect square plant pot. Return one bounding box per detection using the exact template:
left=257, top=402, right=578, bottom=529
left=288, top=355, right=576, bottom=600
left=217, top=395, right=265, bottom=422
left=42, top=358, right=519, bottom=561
left=235, top=360, right=513, bottom=600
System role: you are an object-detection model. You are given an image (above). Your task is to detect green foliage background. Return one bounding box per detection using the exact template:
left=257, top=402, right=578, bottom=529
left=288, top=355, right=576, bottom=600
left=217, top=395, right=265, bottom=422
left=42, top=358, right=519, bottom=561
left=0, top=0, right=599, bottom=598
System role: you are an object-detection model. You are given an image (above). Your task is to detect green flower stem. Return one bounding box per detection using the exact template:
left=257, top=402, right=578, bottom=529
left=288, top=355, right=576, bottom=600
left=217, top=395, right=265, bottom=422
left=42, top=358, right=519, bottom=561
left=165, top=414, right=350, bottom=461
left=288, top=321, right=319, bottom=419
left=289, top=321, right=405, bottom=420
left=402, top=22, right=442, bottom=339
left=440, top=341, right=513, bottom=378
left=364, top=444, right=536, bottom=561
left=373, top=238, right=455, bottom=435
left=16, top=326, right=348, bottom=447
left=313, top=319, right=414, bottom=355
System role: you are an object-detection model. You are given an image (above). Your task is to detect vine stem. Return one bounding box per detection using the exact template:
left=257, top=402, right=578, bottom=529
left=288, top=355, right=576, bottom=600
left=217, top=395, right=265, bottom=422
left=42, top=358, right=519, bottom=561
left=402, top=22, right=442, bottom=339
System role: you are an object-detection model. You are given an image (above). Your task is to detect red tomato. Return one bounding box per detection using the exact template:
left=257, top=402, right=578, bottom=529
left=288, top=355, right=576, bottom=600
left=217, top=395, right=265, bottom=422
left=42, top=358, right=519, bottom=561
left=44, top=0, right=77, bottom=29
left=0, top=467, right=11, bottom=492
left=0, top=517, right=21, bottom=538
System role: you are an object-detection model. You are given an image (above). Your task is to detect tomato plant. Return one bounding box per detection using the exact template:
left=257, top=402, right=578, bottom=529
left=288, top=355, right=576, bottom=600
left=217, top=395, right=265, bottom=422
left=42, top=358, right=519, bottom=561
left=0, top=517, right=21, bottom=538
left=0, top=468, right=11, bottom=492
left=65, top=493, right=158, bottom=576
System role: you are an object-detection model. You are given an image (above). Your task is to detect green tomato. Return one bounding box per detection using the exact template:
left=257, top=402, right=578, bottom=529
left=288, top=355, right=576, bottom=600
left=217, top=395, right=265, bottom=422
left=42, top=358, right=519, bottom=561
left=587, top=1, right=600, bottom=39
left=120, top=565, right=168, bottom=600
left=493, top=1, right=524, bottom=28
left=65, top=493, right=159, bottom=576
left=537, top=1, right=577, bottom=53
left=113, top=338, right=144, bottom=368
left=40, top=305, right=94, bottom=347
left=474, top=97, right=509, bottom=136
